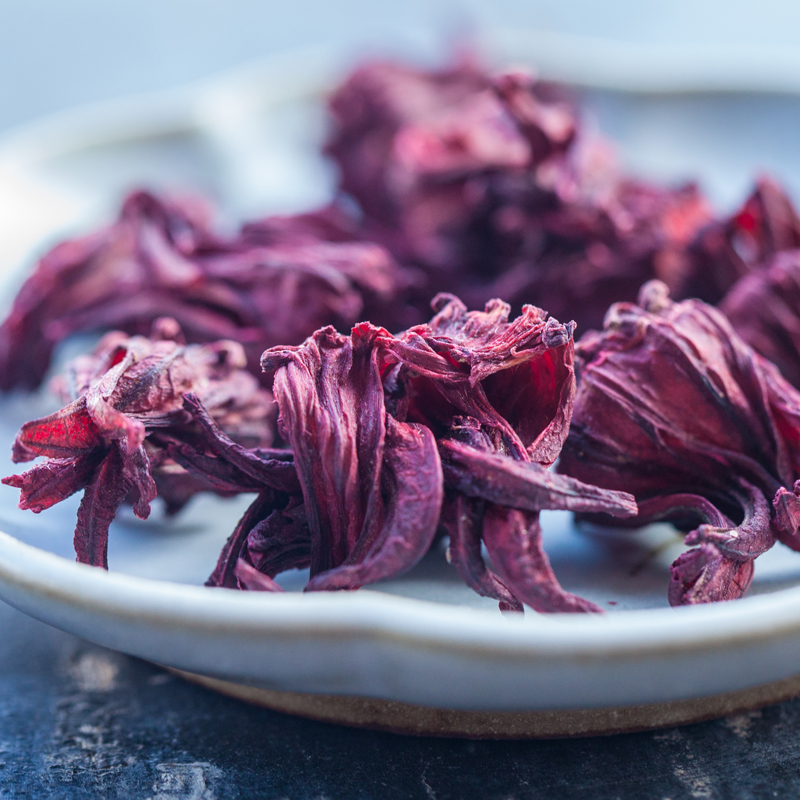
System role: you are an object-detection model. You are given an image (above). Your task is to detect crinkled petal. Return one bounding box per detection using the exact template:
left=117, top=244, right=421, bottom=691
left=482, top=504, right=601, bottom=613
left=306, top=419, right=443, bottom=591
left=440, top=495, right=522, bottom=612
left=73, top=447, right=132, bottom=568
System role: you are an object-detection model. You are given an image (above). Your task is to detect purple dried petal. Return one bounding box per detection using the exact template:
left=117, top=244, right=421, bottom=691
left=305, top=418, right=443, bottom=591
left=73, top=447, right=131, bottom=568
left=669, top=544, right=755, bottom=606
left=263, top=323, right=389, bottom=575
left=482, top=504, right=601, bottom=613
left=1, top=451, right=105, bottom=513
left=162, top=441, right=268, bottom=494
left=179, top=394, right=296, bottom=493
left=207, top=490, right=283, bottom=589
left=440, top=495, right=523, bottom=612
left=681, top=177, right=800, bottom=303
left=773, top=480, right=800, bottom=550
left=120, top=445, right=157, bottom=520
left=0, top=188, right=408, bottom=392
left=721, top=249, right=800, bottom=389
left=439, top=438, right=637, bottom=517
left=243, top=499, right=311, bottom=580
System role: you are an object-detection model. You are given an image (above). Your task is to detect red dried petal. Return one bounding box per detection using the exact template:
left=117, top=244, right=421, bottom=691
left=305, top=418, right=443, bottom=591
left=482, top=505, right=601, bottom=613
left=73, top=447, right=131, bottom=568
left=11, top=398, right=103, bottom=463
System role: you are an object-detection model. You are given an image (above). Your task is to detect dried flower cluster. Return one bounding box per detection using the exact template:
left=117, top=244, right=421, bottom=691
left=2, top=320, right=277, bottom=567
left=7, top=53, right=800, bottom=611
left=0, top=191, right=403, bottom=390
left=208, top=294, right=636, bottom=611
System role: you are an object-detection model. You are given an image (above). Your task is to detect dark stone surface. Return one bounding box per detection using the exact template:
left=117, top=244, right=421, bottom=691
left=0, top=600, right=797, bottom=799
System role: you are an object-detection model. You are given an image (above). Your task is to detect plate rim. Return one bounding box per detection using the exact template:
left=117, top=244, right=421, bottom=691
left=3, top=530, right=800, bottom=662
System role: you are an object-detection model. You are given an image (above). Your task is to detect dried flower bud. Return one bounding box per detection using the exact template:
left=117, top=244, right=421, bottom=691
left=560, top=280, right=800, bottom=605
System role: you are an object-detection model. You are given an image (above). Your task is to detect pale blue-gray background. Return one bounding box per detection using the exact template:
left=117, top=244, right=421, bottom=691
left=2, top=0, right=799, bottom=132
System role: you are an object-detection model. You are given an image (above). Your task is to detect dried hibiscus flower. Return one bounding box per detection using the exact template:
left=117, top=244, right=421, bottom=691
left=0, top=190, right=403, bottom=390
left=210, top=322, right=446, bottom=594
left=325, top=56, right=712, bottom=333
left=678, top=177, right=800, bottom=304
left=721, top=249, right=800, bottom=389
left=383, top=294, right=636, bottom=612
left=210, top=295, right=636, bottom=613
left=559, top=280, right=800, bottom=605
left=3, top=319, right=276, bottom=567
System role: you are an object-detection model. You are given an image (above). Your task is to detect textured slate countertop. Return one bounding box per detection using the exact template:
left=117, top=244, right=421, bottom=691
left=1, top=598, right=797, bottom=799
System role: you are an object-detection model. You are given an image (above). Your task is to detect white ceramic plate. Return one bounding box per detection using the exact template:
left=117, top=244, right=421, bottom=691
left=3, top=34, right=800, bottom=730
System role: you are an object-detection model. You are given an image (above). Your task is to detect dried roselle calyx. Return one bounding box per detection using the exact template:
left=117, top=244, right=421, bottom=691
left=679, top=177, right=800, bottom=303
left=560, top=279, right=800, bottom=605
left=326, top=57, right=576, bottom=270
left=720, top=249, right=800, bottom=389
left=382, top=293, right=578, bottom=465
left=325, top=56, right=712, bottom=333
left=0, top=190, right=407, bottom=390
left=208, top=322, right=444, bottom=592
left=380, top=295, right=636, bottom=612
left=216, top=295, right=635, bottom=611
left=0, top=191, right=225, bottom=391
left=3, top=321, right=277, bottom=568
